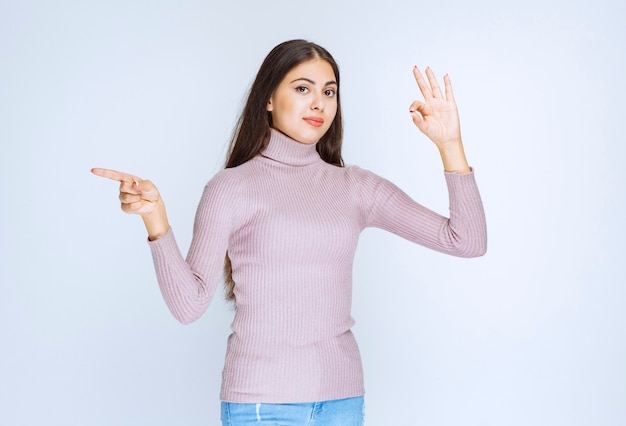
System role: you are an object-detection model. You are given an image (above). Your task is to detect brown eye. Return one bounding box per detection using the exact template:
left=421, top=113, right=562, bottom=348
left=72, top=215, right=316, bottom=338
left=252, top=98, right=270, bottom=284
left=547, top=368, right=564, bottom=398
left=325, top=88, right=336, bottom=97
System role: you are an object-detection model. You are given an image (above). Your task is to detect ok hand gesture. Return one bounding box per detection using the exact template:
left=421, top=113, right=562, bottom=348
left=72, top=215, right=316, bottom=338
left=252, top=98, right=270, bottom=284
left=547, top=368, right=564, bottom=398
left=409, top=66, right=470, bottom=174
left=409, top=66, right=462, bottom=149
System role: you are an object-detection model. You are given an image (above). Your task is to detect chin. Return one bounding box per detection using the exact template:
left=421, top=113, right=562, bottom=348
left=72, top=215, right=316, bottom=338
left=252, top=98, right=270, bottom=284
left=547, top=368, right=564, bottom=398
left=296, top=137, right=319, bottom=145
left=282, top=129, right=323, bottom=145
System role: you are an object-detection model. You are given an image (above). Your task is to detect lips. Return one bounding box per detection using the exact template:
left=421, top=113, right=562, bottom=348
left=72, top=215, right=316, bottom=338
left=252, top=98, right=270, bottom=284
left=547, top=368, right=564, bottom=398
left=303, top=116, right=324, bottom=127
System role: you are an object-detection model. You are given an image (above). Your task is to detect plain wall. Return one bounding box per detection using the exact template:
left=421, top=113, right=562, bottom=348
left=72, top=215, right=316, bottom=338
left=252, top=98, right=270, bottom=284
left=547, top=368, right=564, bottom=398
left=1, top=0, right=624, bottom=425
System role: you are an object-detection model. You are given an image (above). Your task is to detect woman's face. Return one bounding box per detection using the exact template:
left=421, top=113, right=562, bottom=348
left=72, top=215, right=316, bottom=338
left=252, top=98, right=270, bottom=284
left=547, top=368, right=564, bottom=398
left=267, top=59, right=338, bottom=145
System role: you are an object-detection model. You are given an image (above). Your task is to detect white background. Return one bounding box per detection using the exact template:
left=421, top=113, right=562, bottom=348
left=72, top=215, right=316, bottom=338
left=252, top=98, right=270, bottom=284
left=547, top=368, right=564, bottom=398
left=1, top=0, right=624, bottom=425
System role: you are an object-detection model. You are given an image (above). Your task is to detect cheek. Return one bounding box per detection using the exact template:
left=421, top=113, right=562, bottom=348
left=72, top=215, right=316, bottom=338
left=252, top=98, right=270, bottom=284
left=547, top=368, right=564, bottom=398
left=275, top=98, right=299, bottom=117
left=327, top=103, right=338, bottom=120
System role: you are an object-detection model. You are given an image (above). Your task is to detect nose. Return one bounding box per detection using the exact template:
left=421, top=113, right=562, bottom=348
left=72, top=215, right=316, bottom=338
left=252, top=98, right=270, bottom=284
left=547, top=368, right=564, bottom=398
left=311, top=92, right=325, bottom=112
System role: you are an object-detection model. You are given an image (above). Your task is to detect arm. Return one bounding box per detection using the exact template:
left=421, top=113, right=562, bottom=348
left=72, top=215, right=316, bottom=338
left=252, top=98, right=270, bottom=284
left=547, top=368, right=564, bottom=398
left=91, top=168, right=229, bottom=323
left=147, top=172, right=238, bottom=323
left=360, top=67, right=486, bottom=256
left=358, top=168, right=487, bottom=258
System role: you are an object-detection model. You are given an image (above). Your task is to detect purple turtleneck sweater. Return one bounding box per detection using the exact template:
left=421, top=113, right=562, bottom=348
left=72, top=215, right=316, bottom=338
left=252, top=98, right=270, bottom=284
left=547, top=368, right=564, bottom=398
left=148, top=129, right=487, bottom=403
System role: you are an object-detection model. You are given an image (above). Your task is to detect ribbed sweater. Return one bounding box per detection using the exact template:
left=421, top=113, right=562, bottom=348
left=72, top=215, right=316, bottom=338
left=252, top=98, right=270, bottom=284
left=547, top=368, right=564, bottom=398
left=148, top=129, right=487, bottom=403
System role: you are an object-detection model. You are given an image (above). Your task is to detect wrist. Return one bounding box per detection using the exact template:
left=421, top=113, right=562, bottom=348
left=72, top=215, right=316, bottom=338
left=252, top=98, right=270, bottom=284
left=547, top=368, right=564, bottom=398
left=438, top=139, right=470, bottom=174
left=142, top=198, right=170, bottom=241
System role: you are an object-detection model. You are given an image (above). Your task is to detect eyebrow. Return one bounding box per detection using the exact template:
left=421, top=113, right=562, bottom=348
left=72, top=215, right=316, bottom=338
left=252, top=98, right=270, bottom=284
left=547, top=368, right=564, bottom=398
left=289, top=77, right=337, bottom=86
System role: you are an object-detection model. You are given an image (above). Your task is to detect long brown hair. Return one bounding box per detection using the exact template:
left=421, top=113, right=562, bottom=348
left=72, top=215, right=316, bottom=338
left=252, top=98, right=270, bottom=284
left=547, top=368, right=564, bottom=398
left=223, top=39, right=344, bottom=302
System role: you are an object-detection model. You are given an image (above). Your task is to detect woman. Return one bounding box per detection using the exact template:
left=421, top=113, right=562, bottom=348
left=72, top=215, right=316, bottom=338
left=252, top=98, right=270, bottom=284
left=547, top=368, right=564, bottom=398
left=92, top=39, right=487, bottom=426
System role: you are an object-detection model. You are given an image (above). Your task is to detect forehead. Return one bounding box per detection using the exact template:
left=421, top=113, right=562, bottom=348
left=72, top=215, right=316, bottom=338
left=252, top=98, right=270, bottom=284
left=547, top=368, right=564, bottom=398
left=283, top=59, right=336, bottom=83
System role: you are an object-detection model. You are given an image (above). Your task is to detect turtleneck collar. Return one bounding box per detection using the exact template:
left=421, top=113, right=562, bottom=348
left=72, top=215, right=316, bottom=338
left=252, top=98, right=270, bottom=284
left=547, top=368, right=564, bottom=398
left=260, top=128, right=321, bottom=166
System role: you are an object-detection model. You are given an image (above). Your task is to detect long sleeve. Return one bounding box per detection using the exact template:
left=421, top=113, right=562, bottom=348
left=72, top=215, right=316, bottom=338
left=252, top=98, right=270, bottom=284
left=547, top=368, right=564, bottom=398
left=143, top=128, right=487, bottom=403
left=148, top=170, right=240, bottom=324
left=356, top=167, right=487, bottom=257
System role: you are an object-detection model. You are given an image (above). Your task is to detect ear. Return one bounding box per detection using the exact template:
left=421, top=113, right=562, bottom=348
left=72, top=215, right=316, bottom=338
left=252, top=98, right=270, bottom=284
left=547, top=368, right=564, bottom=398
left=266, top=96, right=273, bottom=112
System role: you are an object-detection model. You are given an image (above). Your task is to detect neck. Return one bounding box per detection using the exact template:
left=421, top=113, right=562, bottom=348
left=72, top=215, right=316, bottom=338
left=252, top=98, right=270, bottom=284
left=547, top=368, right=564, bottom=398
left=261, top=129, right=321, bottom=166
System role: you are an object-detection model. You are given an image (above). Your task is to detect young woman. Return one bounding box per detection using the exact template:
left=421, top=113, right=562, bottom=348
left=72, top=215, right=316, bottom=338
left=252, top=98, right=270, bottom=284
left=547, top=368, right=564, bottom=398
left=92, top=39, right=487, bottom=426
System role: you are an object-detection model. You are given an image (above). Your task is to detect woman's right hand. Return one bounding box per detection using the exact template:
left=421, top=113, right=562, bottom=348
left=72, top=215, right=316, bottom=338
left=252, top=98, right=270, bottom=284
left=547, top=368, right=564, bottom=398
left=91, top=167, right=170, bottom=240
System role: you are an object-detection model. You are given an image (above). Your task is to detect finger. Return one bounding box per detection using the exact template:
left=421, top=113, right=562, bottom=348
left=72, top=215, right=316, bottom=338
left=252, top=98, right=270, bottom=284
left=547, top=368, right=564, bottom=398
left=137, top=180, right=160, bottom=202
left=444, top=74, right=455, bottom=102
left=412, top=66, right=432, bottom=99
left=120, top=180, right=142, bottom=195
left=119, top=192, right=142, bottom=204
left=409, top=101, right=427, bottom=131
left=121, top=201, right=143, bottom=214
left=425, top=67, right=443, bottom=98
left=120, top=179, right=160, bottom=201
left=121, top=201, right=154, bottom=215
left=91, top=167, right=141, bottom=184
left=408, top=100, right=424, bottom=114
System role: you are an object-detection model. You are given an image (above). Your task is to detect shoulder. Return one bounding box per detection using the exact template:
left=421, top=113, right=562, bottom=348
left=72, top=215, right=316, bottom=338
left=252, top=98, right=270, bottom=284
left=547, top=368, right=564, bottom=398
left=343, top=164, right=390, bottom=189
left=206, top=167, right=240, bottom=186
left=343, top=165, right=412, bottom=210
left=198, top=167, right=248, bottom=208
left=193, top=167, right=255, bottom=225
left=205, top=162, right=258, bottom=190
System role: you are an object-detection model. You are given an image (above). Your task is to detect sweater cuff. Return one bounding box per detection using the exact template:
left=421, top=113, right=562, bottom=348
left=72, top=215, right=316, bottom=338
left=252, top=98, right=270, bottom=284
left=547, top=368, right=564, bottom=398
left=147, top=227, right=179, bottom=260
left=444, top=167, right=479, bottom=198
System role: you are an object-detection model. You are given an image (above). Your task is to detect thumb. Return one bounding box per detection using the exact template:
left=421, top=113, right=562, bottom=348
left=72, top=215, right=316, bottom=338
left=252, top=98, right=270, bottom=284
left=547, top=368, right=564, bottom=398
left=135, top=180, right=160, bottom=202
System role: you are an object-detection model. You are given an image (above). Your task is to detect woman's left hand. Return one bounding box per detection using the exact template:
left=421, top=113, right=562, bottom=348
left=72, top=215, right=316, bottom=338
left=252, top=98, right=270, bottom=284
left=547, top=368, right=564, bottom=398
left=409, top=66, right=462, bottom=149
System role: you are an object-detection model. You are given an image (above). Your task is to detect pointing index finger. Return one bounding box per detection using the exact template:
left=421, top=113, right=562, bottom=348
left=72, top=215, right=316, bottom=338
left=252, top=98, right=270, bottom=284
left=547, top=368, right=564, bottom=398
left=91, top=168, right=141, bottom=183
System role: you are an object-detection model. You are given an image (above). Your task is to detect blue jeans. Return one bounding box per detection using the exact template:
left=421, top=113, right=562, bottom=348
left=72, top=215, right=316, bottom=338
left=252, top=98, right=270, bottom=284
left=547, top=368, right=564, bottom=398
left=221, top=396, right=364, bottom=425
